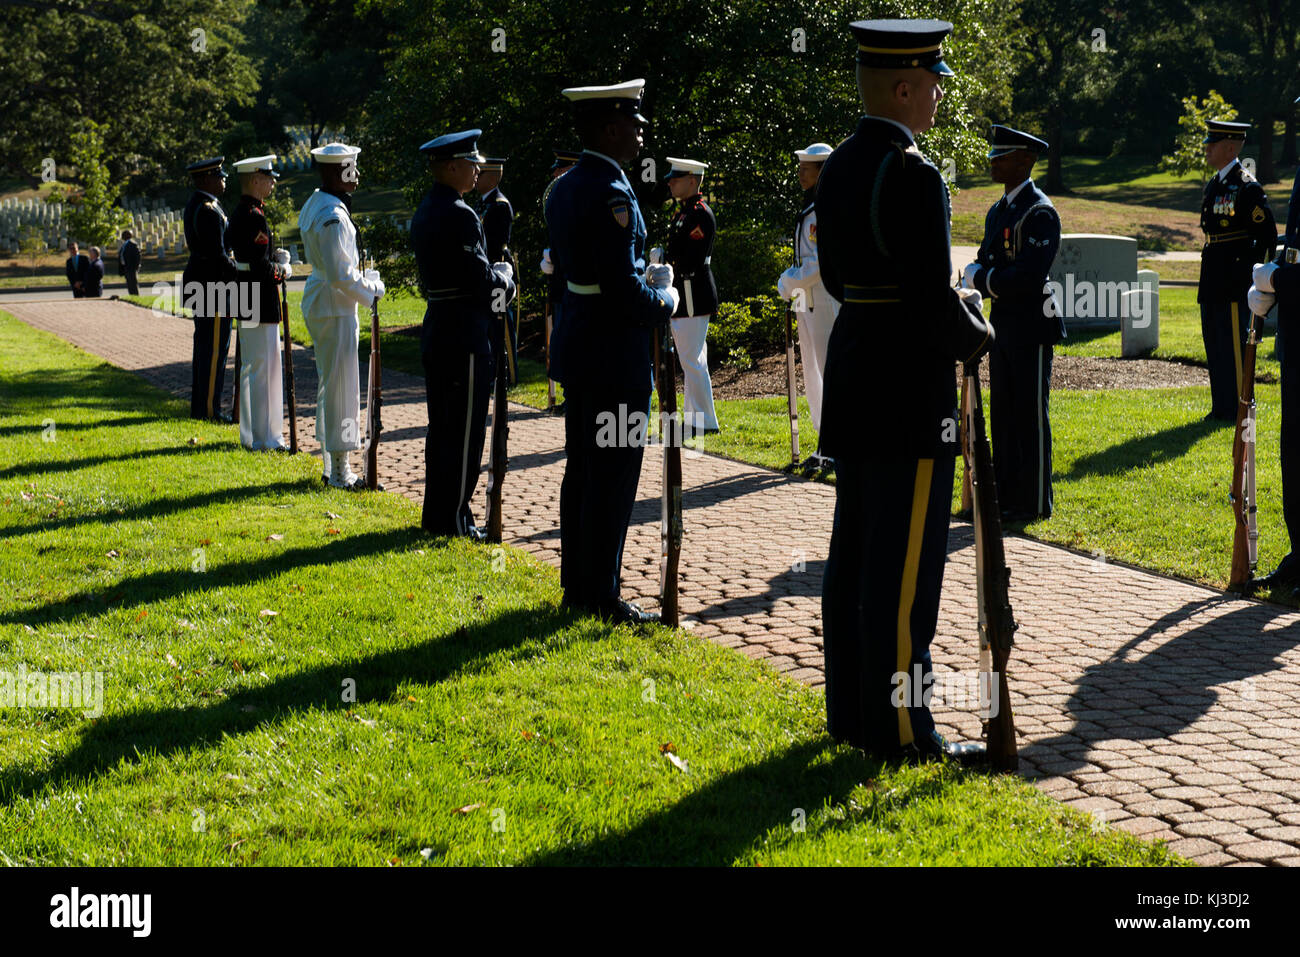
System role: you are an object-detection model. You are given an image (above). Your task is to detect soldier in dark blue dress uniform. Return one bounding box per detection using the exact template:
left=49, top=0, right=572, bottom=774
left=962, top=126, right=1064, bottom=520
left=1199, top=119, right=1276, bottom=422
left=477, top=156, right=518, bottom=381
left=817, top=20, right=994, bottom=762
left=182, top=156, right=239, bottom=421
left=1249, top=108, right=1300, bottom=597
left=546, top=79, right=679, bottom=624
left=410, top=130, right=516, bottom=539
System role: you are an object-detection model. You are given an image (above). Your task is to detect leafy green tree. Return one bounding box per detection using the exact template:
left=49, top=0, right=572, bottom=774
left=58, top=121, right=131, bottom=246
left=1160, top=91, right=1236, bottom=186
left=0, top=0, right=259, bottom=189
left=361, top=0, right=1021, bottom=294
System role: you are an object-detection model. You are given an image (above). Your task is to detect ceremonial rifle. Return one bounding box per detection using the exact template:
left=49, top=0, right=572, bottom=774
left=958, top=372, right=972, bottom=513
left=962, top=358, right=1018, bottom=771
left=650, top=248, right=682, bottom=626
left=280, top=276, right=298, bottom=453
left=485, top=258, right=516, bottom=543
left=784, top=299, right=800, bottom=471
left=544, top=295, right=557, bottom=410
left=1229, top=306, right=1259, bottom=590
left=656, top=324, right=683, bottom=627
left=232, top=332, right=241, bottom=425
left=782, top=237, right=800, bottom=470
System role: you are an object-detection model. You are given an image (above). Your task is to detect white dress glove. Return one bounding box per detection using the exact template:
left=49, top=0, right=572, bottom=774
left=540, top=248, right=554, bottom=275
left=957, top=287, right=983, bottom=313
left=1253, top=262, right=1278, bottom=293
left=492, top=261, right=514, bottom=284
left=1247, top=284, right=1275, bottom=317
left=649, top=246, right=664, bottom=265
left=659, top=286, right=680, bottom=314
left=646, top=263, right=674, bottom=290
left=961, top=262, right=980, bottom=290
left=364, top=268, right=385, bottom=301
left=777, top=269, right=794, bottom=300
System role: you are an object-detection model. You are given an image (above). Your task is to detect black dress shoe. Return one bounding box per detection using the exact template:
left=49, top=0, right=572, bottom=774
left=550, top=401, right=567, bottom=416
left=462, top=525, right=488, bottom=543
left=594, top=599, right=660, bottom=625
left=1254, top=555, right=1300, bottom=591
left=912, top=730, right=987, bottom=766
left=215, top=412, right=234, bottom=425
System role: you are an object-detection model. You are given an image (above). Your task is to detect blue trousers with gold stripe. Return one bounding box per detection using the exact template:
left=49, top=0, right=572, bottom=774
left=190, top=315, right=232, bottom=420
left=1201, top=299, right=1249, bottom=420
left=822, top=455, right=954, bottom=754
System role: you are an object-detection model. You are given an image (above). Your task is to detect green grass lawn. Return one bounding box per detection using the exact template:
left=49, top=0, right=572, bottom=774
left=0, top=311, right=1174, bottom=866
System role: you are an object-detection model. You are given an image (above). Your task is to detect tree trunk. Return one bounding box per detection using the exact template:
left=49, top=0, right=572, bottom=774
left=1259, top=112, right=1275, bottom=184
left=1046, top=110, right=1064, bottom=193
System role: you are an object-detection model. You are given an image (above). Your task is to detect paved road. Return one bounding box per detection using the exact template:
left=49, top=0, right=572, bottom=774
left=7, top=298, right=1300, bottom=866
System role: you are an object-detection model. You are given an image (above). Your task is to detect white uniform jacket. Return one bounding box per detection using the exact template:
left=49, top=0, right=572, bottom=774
left=300, top=189, right=383, bottom=317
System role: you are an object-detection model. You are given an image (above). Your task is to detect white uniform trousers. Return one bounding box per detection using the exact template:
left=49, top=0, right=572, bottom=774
left=304, top=310, right=361, bottom=474
left=795, top=284, right=840, bottom=432
left=669, top=314, right=719, bottom=432
left=237, top=322, right=285, bottom=450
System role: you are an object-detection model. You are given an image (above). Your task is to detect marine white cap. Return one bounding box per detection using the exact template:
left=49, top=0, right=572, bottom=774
left=561, top=78, right=645, bottom=102
left=310, top=142, right=361, bottom=164
left=232, top=154, right=279, bottom=176
left=795, top=142, right=833, bottom=162
left=665, top=156, right=708, bottom=178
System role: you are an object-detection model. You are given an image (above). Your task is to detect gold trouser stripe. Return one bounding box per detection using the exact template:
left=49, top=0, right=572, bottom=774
left=1231, top=302, right=1242, bottom=398
left=895, top=458, right=934, bottom=748
left=206, top=315, right=222, bottom=418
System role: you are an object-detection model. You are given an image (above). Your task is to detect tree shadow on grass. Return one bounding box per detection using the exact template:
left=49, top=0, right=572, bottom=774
left=1060, top=417, right=1221, bottom=482
left=0, top=441, right=233, bottom=481
left=2, top=366, right=163, bottom=413
left=0, top=605, right=580, bottom=806
left=526, top=738, right=921, bottom=866
left=2, top=480, right=308, bottom=540
left=0, top=414, right=170, bottom=437
left=1, top=527, right=420, bottom=627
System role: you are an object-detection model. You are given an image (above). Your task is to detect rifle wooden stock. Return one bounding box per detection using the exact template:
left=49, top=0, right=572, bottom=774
left=232, top=331, right=241, bottom=425
left=1229, top=310, right=1260, bottom=590
left=656, top=326, right=682, bottom=627
left=959, top=372, right=973, bottom=513
left=963, top=363, right=1018, bottom=772
left=364, top=298, right=383, bottom=490
left=784, top=304, right=799, bottom=468
left=544, top=298, right=557, bottom=410
left=280, top=280, right=298, bottom=454
left=485, top=314, right=510, bottom=543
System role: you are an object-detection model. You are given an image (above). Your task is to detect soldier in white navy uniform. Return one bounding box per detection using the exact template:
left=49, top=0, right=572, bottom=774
left=778, top=141, right=839, bottom=471
left=298, top=143, right=386, bottom=489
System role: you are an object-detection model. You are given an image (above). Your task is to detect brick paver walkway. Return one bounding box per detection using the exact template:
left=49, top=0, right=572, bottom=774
left=7, top=298, right=1300, bottom=866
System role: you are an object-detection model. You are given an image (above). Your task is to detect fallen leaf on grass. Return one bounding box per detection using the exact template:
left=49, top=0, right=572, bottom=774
left=419, top=847, right=434, bottom=860
left=521, top=730, right=534, bottom=741
left=454, top=803, right=483, bottom=815
left=187, top=437, right=201, bottom=446
left=20, top=491, right=33, bottom=502
left=325, top=511, right=341, bottom=520
left=659, top=742, right=676, bottom=754
left=165, top=653, right=180, bottom=670
left=258, top=609, right=278, bottom=618
left=135, top=609, right=147, bottom=622
left=265, top=534, right=284, bottom=542
left=106, top=550, right=119, bottom=558
left=665, top=752, right=689, bottom=774
left=352, top=715, right=377, bottom=728
left=325, top=527, right=340, bottom=536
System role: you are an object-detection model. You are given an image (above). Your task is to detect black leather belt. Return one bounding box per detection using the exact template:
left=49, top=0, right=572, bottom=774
left=1205, top=231, right=1249, bottom=245
left=842, top=283, right=901, bottom=304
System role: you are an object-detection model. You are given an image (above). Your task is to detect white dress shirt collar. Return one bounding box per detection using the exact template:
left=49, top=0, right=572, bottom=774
left=1004, top=178, right=1033, bottom=206
left=1217, top=158, right=1240, bottom=182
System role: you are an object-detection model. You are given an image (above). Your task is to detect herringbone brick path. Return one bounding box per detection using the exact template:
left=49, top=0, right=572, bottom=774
left=7, top=298, right=1300, bottom=866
